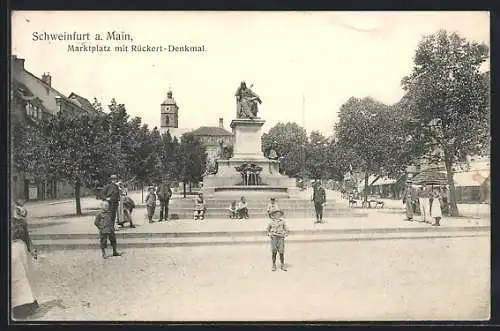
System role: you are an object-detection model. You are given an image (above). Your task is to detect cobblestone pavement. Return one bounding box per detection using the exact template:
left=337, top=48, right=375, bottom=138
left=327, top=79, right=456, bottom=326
left=20, top=236, right=489, bottom=321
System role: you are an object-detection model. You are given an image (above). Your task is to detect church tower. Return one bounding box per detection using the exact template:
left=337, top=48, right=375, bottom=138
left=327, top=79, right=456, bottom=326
left=160, top=89, right=179, bottom=131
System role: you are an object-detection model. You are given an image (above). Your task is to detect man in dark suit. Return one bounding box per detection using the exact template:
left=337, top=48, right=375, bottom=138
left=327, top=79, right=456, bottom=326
left=157, top=178, right=173, bottom=222
left=101, top=174, right=121, bottom=227
left=312, top=181, right=326, bottom=223
left=403, top=181, right=417, bottom=221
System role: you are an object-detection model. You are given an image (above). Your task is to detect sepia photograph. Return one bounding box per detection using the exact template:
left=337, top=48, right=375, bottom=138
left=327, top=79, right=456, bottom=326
left=9, top=11, right=490, bottom=322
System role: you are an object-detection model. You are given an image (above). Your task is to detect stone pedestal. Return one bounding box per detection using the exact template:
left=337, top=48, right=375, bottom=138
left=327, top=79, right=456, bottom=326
left=230, top=118, right=265, bottom=160
left=202, top=117, right=299, bottom=198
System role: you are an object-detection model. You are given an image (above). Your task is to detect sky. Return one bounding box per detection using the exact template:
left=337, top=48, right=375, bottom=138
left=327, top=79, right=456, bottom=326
left=12, top=11, right=490, bottom=136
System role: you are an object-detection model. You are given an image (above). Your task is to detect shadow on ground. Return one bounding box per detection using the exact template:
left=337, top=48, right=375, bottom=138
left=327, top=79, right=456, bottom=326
left=15, top=299, right=68, bottom=321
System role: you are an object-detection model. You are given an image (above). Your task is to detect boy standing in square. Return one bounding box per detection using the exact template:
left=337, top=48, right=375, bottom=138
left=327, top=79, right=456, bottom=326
left=94, top=201, right=121, bottom=259
left=266, top=209, right=288, bottom=271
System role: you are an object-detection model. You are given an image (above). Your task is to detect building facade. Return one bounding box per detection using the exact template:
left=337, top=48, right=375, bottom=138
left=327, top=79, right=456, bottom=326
left=191, top=118, right=233, bottom=161
left=11, top=55, right=96, bottom=201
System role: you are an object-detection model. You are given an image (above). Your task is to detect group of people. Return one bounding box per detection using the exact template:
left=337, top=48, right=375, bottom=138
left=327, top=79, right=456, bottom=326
left=228, top=196, right=249, bottom=219
left=101, top=174, right=136, bottom=229
left=403, top=182, right=446, bottom=226
left=144, top=179, right=173, bottom=223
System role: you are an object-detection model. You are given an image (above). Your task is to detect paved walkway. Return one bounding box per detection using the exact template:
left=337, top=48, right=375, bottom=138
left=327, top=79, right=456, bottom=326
left=23, top=237, right=489, bottom=321
left=29, top=207, right=489, bottom=236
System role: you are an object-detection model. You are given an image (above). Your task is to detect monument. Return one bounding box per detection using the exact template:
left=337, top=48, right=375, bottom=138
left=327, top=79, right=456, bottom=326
left=202, top=81, right=298, bottom=197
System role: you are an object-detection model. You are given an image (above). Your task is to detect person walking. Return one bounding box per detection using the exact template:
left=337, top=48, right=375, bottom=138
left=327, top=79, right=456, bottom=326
left=102, top=174, right=121, bottom=228
left=403, top=181, right=417, bottom=221
left=312, top=182, right=326, bottom=223
left=157, top=179, right=173, bottom=222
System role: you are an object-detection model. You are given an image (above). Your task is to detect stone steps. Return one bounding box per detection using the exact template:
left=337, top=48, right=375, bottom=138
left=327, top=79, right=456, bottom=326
left=31, top=230, right=488, bottom=251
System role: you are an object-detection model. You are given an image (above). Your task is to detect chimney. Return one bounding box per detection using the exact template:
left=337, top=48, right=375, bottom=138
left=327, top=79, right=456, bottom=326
left=12, top=55, right=25, bottom=76
left=219, top=118, right=224, bottom=128
left=41, top=72, right=52, bottom=86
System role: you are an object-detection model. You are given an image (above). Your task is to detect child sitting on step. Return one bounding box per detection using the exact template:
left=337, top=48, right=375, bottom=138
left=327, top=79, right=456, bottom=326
left=228, top=201, right=238, bottom=219
left=194, top=193, right=207, bottom=220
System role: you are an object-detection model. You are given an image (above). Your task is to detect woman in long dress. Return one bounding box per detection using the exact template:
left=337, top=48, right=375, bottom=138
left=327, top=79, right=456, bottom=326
left=117, top=182, right=136, bottom=228
left=430, top=187, right=443, bottom=226
left=11, top=209, right=39, bottom=319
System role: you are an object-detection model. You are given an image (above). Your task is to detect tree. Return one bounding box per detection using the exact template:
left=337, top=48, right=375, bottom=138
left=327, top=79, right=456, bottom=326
left=262, top=122, right=308, bottom=177
left=304, top=131, right=330, bottom=180
left=334, top=97, right=392, bottom=202
left=41, top=111, right=115, bottom=215
left=159, top=131, right=180, bottom=181
left=92, top=98, right=104, bottom=112
left=402, top=30, right=489, bottom=216
left=178, top=133, right=207, bottom=198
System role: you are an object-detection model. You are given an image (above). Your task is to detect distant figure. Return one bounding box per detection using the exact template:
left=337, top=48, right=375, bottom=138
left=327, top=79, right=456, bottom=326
left=228, top=201, right=238, bottom=219
left=266, top=209, right=289, bottom=272
left=194, top=193, right=207, bottom=220
left=14, top=198, right=28, bottom=220
left=418, top=185, right=432, bottom=223
left=94, top=201, right=121, bottom=259
left=237, top=196, right=249, bottom=219
left=430, top=187, right=443, bottom=226
left=403, top=182, right=417, bottom=221
left=102, top=174, right=121, bottom=228
left=441, top=186, right=450, bottom=216
left=145, top=186, right=157, bottom=223
left=266, top=197, right=280, bottom=218
left=268, top=149, right=278, bottom=160
left=312, top=182, right=326, bottom=223
left=157, top=179, right=173, bottom=222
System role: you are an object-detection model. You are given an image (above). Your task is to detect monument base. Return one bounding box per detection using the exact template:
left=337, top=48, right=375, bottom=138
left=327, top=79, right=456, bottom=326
left=202, top=117, right=298, bottom=198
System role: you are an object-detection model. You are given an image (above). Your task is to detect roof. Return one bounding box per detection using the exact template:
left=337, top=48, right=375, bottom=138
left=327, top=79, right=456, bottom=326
left=13, top=80, right=48, bottom=112
left=191, top=126, right=233, bottom=137
left=15, top=68, right=88, bottom=116
left=68, top=93, right=96, bottom=113
left=454, top=170, right=489, bottom=187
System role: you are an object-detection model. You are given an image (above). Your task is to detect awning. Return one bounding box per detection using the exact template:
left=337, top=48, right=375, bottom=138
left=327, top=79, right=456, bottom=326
left=372, top=177, right=397, bottom=186
left=412, top=169, right=447, bottom=185
left=454, top=170, right=489, bottom=187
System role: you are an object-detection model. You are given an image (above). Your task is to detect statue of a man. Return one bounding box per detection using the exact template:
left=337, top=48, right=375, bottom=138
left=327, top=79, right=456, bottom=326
left=235, top=81, right=262, bottom=119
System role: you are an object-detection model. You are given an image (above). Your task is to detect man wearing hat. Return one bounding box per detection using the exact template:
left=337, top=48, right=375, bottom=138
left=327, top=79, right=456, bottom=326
left=312, top=181, right=326, bottom=223
left=102, top=174, right=121, bottom=227
left=403, top=181, right=417, bottom=221
left=266, top=208, right=289, bottom=272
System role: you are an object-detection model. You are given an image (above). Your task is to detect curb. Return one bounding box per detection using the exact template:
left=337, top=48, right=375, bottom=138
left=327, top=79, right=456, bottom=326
left=31, top=229, right=489, bottom=251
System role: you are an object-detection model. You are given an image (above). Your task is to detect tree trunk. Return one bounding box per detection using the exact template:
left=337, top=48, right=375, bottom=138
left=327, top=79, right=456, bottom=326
left=75, top=180, right=82, bottom=216
left=364, top=172, right=369, bottom=202
left=444, top=152, right=459, bottom=217
left=141, top=183, right=144, bottom=203
left=183, top=181, right=187, bottom=198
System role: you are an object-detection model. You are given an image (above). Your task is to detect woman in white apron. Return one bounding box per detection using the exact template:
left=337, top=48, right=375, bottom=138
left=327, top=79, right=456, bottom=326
left=11, top=213, right=39, bottom=319
left=430, top=187, right=443, bottom=226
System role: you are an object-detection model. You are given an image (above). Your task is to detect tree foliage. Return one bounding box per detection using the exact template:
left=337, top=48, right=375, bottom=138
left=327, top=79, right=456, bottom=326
left=178, top=133, right=207, bottom=196
left=401, top=30, right=489, bottom=216
left=261, top=122, right=308, bottom=177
